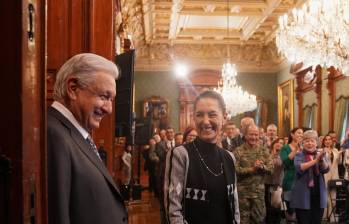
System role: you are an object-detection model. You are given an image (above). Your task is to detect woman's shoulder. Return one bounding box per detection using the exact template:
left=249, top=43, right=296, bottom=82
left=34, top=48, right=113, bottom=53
left=281, top=144, right=291, bottom=151
left=279, top=144, right=291, bottom=158
left=332, top=147, right=340, bottom=153
left=220, top=148, right=236, bottom=162
left=294, top=150, right=305, bottom=158
left=170, top=145, right=189, bottom=159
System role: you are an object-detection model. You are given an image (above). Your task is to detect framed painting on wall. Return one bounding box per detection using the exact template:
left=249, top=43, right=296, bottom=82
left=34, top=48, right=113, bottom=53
left=278, top=80, right=294, bottom=138
left=143, top=96, right=170, bottom=134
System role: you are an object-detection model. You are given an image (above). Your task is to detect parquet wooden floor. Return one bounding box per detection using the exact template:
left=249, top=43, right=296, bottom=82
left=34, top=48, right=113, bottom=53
left=126, top=165, right=161, bottom=224
left=127, top=191, right=161, bottom=224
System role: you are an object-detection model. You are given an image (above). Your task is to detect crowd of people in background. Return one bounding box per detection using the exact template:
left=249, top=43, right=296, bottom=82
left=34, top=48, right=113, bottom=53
left=47, top=53, right=349, bottom=224
left=46, top=53, right=349, bottom=224
left=138, top=104, right=349, bottom=224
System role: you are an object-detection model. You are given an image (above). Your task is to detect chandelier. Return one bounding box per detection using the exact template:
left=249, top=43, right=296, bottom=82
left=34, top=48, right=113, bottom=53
left=215, top=0, right=257, bottom=118
left=276, top=0, right=349, bottom=74
left=215, top=63, right=257, bottom=117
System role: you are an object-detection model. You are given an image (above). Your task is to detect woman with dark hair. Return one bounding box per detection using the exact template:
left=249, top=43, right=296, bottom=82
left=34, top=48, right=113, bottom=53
left=280, top=127, right=303, bottom=221
left=321, top=134, right=343, bottom=220
left=322, top=135, right=341, bottom=182
left=182, top=126, right=198, bottom=144
left=265, top=138, right=285, bottom=224
left=164, top=90, right=240, bottom=224
left=121, top=145, right=132, bottom=185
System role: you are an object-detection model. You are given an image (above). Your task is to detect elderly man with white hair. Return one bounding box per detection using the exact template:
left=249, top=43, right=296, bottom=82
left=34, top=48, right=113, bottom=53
left=266, top=124, right=278, bottom=148
left=47, top=53, right=127, bottom=224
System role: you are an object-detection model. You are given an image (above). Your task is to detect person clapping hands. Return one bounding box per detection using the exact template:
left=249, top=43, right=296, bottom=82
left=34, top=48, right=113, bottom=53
left=291, top=130, right=330, bottom=224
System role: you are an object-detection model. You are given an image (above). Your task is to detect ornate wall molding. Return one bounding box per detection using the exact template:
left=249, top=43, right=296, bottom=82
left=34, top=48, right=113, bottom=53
left=327, top=67, right=345, bottom=131
left=294, top=66, right=314, bottom=129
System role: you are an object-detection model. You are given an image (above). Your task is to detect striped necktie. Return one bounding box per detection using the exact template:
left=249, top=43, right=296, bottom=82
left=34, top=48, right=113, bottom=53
left=86, top=136, right=102, bottom=161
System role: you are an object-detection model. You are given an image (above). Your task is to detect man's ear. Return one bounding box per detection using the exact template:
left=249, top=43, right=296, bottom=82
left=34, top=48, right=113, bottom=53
left=66, top=77, right=79, bottom=100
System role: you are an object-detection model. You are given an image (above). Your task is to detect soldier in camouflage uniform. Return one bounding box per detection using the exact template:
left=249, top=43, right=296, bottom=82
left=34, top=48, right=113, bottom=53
left=234, top=124, right=273, bottom=224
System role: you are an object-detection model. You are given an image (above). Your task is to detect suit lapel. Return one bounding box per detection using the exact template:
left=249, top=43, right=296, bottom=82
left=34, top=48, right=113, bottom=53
left=70, top=131, right=122, bottom=196
left=48, top=107, right=122, bottom=197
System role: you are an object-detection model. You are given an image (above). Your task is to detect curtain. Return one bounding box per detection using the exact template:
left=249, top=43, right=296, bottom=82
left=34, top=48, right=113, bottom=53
left=303, top=104, right=317, bottom=129
left=303, top=105, right=312, bottom=128
left=334, top=97, right=349, bottom=139
left=311, top=104, right=317, bottom=130
left=254, top=101, right=262, bottom=127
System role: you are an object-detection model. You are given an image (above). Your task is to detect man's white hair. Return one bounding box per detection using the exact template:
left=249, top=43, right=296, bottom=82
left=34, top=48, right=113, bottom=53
left=53, top=53, right=119, bottom=101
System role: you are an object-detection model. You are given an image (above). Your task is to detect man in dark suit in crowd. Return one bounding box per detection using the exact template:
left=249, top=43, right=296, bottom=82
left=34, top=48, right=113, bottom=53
left=227, top=117, right=255, bottom=152
left=47, top=53, right=127, bottom=224
left=265, top=123, right=278, bottom=148
left=155, top=126, right=175, bottom=224
left=222, top=121, right=238, bottom=152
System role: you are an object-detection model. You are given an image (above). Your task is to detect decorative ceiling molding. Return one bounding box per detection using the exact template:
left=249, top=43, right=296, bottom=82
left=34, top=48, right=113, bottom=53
left=119, top=0, right=307, bottom=73
left=135, top=43, right=282, bottom=73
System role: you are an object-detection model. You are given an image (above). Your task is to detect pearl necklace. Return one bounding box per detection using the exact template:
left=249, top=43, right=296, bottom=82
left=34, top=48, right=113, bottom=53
left=193, top=142, right=224, bottom=177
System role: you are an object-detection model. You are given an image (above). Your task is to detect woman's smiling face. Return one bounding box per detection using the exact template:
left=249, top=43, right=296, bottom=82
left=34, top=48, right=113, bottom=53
left=194, top=97, right=224, bottom=144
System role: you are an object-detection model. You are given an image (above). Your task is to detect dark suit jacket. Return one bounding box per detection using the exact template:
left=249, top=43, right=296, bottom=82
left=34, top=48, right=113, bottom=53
left=222, top=138, right=232, bottom=152
left=155, top=140, right=169, bottom=164
left=154, top=140, right=171, bottom=198
left=222, top=136, right=244, bottom=152
left=47, top=107, right=127, bottom=224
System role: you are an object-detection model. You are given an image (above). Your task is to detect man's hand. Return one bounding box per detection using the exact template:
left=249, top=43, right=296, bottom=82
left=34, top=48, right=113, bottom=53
left=254, top=160, right=265, bottom=171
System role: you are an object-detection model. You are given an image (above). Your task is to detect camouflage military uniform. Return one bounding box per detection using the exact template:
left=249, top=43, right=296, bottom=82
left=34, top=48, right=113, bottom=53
left=234, top=143, right=273, bottom=224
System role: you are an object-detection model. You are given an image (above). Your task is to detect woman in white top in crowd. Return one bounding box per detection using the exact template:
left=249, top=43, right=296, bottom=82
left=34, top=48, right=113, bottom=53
left=344, top=149, right=349, bottom=180
left=322, top=135, right=341, bottom=182
left=265, top=137, right=285, bottom=224
left=321, top=134, right=342, bottom=220
left=341, top=129, right=349, bottom=180
left=121, top=145, right=132, bottom=185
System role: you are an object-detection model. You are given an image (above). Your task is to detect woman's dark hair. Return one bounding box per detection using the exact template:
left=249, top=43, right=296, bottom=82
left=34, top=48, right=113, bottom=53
left=271, top=137, right=284, bottom=153
left=125, top=144, right=132, bottom=152
left=302, top=127, right=311, bottom=132
left=287, top=127, right=302, bottom=144
left=321, top=134, right=332, bottom=148
left=193, top=90, right=226, bottom=114
left=183, top=126, right=196, bottom=142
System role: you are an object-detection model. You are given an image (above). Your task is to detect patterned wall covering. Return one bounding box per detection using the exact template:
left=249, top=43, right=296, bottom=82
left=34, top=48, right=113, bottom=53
left=134, top=71, right=278, bottom=132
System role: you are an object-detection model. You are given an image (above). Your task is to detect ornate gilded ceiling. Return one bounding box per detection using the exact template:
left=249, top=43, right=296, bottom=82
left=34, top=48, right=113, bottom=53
left=119, top=0, right=307, bottom=73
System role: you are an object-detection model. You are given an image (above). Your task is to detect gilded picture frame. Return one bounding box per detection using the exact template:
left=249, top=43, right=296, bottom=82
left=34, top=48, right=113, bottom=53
left=278, top=80, right=294, bottom=138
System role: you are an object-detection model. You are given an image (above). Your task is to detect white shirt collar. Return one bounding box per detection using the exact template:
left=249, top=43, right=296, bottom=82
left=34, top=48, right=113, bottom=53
left=227, top=137, right=231, bottom=145
left=51, top=101, right=90, bottom=139
left=167, top=139, right=175, bottom=147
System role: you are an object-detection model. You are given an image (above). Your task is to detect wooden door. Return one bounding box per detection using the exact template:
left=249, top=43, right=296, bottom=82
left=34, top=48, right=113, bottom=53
left=47, top=0, right=117, bottom=173
left=0, top=0, right=46, bottom=223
